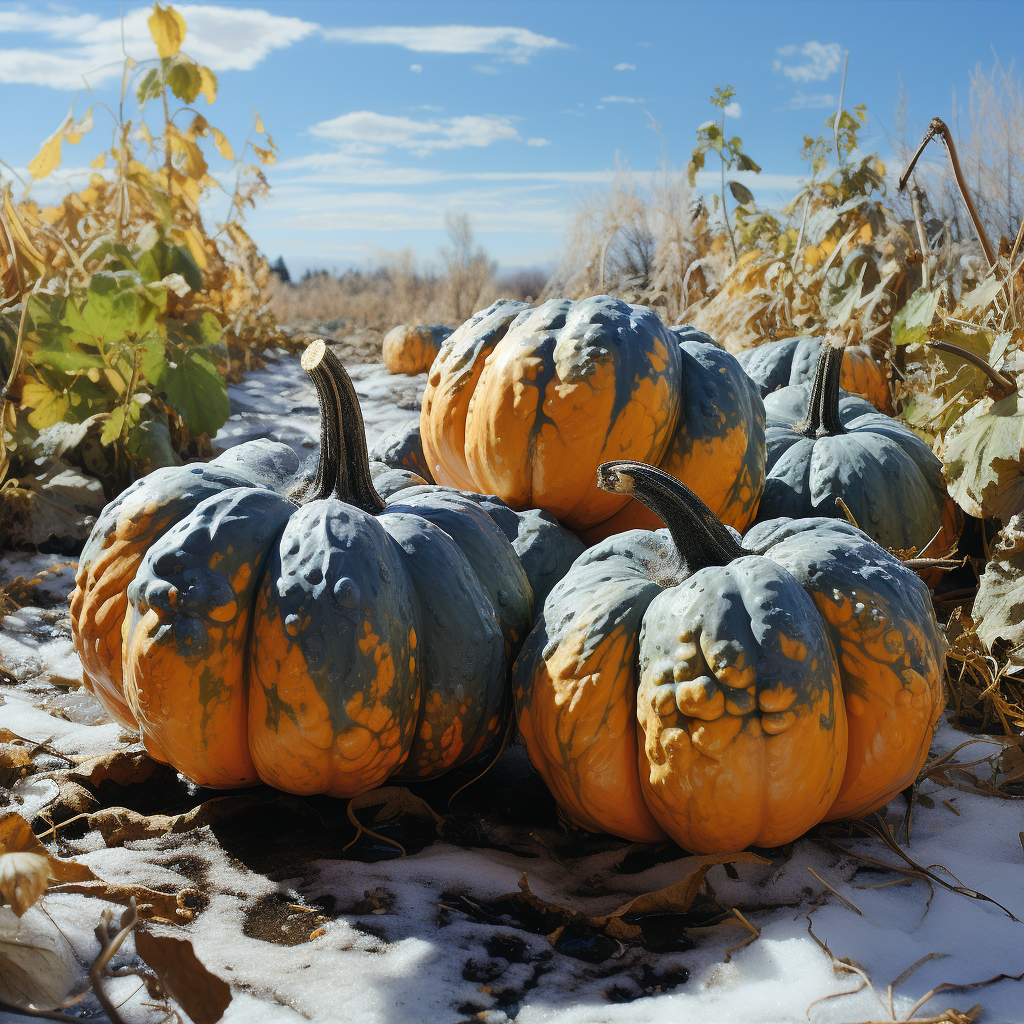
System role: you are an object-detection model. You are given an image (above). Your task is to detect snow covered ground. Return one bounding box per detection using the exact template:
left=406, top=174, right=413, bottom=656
left=1, top=347, right=1022, bottom=1024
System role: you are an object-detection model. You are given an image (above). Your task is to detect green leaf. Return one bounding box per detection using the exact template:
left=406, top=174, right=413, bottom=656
left=939, top=391, right=1024, bottom=521
left=892, top=288, right=939, bottom=347
left=973, top=515, right=1024, bottom=652
left=136, top=68, right=163, bottom=106
left=166, top=58, right=202, bottom=104
left=32, top=347, right=106, bottom=373
left=735, top=152, right=761, bottom=173
left=126, top=417, right=183, bottom=470
left=140, top=336, right=168, bottom=384
left=160, top=350, right=230, bottom=436
left=728, top=181, right=755, bottom=205
left=136, top=241, right=202, bottom=291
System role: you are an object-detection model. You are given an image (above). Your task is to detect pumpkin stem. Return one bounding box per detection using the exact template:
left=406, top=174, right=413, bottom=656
left=795, top=342, right=846, bottom=438
left=597, top=461, right=745, bottom=572
left=301, top=339, right=386, bottom=513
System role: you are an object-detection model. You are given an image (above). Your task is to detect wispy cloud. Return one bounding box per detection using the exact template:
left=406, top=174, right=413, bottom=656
left=600, top=95, right=644, bottom=104
left=787, top=91, right=836, bottom=109
left=614, top=62, right=635, bottom=71
left=527, top=137, right=551, bottom=147
left=724, top=101, right=741, bottom=118
left=309, top=110, right=525, bottom=157
left=0, top=4, right=316, bottom=89
left=410, top=63, right=423, bottom=73
left=773, top=41, right=842, bottom=82
left=321, top=25, right=567, bottom=64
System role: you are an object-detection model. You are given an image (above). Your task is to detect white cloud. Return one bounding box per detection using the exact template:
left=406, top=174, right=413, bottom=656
left=614, top=62, right=635, bottom=71
left=0, top=4, right=317, bottom=89
left=600, top=95, right=644, bottom=104
left=321, top=25, right=567, bottom=64
left=724, top=101, right=741, bottom=118
left=475, top=64, right=500, bottom=74
left=773, top=41, right=842, bottom=82
left=309, top=110, right=523, bottom=157
left=788, top=91, right=836, bottom=109
left=410, top=63, right=422, bottom=72
left=527, top=137, right=551, bottom=147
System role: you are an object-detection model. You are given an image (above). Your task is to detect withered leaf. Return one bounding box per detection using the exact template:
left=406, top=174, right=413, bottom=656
left=0, top=935, right=75, bottom=1010
left=0, top=812, right=95, bottom=886
left=135, top=929, right=232, bottom=1024
left=0, top=853, right=50, bottom=916
left=973, top=514, right=1024, bottom=651
left=48, top=880, right=194, bottom=924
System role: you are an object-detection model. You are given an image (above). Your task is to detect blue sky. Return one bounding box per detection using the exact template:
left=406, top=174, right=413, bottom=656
left=1, top=0, right=1020, bottom=275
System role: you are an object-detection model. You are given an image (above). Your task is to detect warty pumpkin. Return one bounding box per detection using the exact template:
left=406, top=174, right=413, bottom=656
left=382, top=324, right=453, bottom=376
left=76, top=341, right=546, bottom=794
left=514, top=460, right=849, bottom=852
left=736, top=335, right=890, bottom=412
left=421, top=297, right=765, bottom=534
left=756, top=341, right=963, bottom=558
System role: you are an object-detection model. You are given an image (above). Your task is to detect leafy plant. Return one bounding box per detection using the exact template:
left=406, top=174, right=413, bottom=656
left=687, top=86, right=761, bottom=260
left=0, top=2, right=285, bottom=511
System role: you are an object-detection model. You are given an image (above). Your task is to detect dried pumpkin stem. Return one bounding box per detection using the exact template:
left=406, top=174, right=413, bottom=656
left=796, top=342, right=846, bottom=438
left=597, top=461, right=745, bottom=573
left=301, top=339, right=386, bottom=513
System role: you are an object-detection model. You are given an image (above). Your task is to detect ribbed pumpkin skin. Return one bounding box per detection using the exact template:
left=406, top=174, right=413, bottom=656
left=737, top=336, right=889, bottom=411
left=637, top=558, right=847, bottom=851
left=585, top=341, right=765, bottom=540
left=759, top=386, right=963, bottom=556
left=370, top=420, right=435, bottom=483
left=70, top=440, right=300, bottom=729
left=744, top=517, right=946, bottom=819
left=420, top=300, right=532, bottom=492
left=422, top=297, right=683, bottom=529
left=514, top=530, right=676, bottom=842
left=382, top=324, right=452, bottom=376
left=514, top=519, right=848, bottom=851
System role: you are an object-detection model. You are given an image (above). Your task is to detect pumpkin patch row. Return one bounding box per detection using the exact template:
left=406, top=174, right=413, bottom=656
left=71, top=295, right=952, bottom=857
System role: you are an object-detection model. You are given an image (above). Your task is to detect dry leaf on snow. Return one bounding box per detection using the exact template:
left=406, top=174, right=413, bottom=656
left=135, top=929, right=232, bottom=1024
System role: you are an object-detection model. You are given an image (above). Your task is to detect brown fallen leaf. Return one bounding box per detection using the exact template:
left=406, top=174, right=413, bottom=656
left=135, top=929, right=232, bottom=1024
left=609, top=852, right=771, bottom=918
left=48, top=880, right=195, bottom=924
left=0, top=812, right=95, bottom=886
left=0, top=852, right=51, bottom=917
left=70, top=748, right=161, bottom=788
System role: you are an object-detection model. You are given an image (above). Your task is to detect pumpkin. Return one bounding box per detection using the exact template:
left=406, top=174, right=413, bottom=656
left=744, top=516, right=946, bottom=819
left=514, top=460, right=848, bottom=851
left=757, top=341, right=963, bottom=557
left=70, top=439, right=303, bottom=729
left=584, top=328, right=766, bottom=541
left=77, top=341, right=540, bottom=794
left=370, top=419, right=436, bottom=483
left=382, top=324, right=453, bottom=376
left=422, top=296, right=765, bottom=534
left=736, top=335, right=890, bottom=412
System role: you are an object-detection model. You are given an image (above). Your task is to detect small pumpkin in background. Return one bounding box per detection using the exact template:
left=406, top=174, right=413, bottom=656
left=77, top=341, right=543, bottom=795
left=757, top=341, right=963, bottom=558
left=382, top=324, right=453, bottom=376
left=736, top=335, right=890, bottom=412
left=515, top=461, right=849, bottom=852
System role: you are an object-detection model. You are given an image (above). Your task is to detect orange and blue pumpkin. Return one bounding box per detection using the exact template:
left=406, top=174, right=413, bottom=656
left=421, top=297, right=765, bottom=534
left=757, top=341, right=962, bottom=557
left=74, top=342, right=586, bottom=795
left=737, top=335, right=889, bottom=411
left=515, top=460, right=946, bottom=851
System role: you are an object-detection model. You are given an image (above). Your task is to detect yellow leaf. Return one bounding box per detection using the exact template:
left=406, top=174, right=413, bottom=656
left=183, top=223, right=209, bottom=270
left=0, top=852, right=51, bottom=917
left=875, top=159, right=886, bottom=177
left=198, top=65, right=218, bottom=104
left=148, top=3, right=187, bottom=59
left=210, top=127, right=234, bottom=160
left=253, top=109, right=265, bottom=134
left=90, top=152, right=108, bottom=169
left=21, top=380, right=69, bottom=430
left=252, top=145, right=275, bottom=165
left=64, top=106, right=94, bottom=145
left=166, top=124, right=208, bottom=179
left=27, top=118, right=70, bottom=179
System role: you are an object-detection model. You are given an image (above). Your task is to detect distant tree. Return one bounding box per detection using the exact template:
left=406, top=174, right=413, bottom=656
left=270, top=256, right=291, bottom=283
left=439, top=213, right=496, bottom=323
